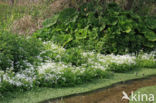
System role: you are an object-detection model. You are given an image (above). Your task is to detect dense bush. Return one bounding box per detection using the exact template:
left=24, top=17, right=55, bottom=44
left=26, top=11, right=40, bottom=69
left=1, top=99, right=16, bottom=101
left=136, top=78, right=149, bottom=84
left=0, top=32, right=44, bottom=72
left=34, top=3, right=156, bottom=54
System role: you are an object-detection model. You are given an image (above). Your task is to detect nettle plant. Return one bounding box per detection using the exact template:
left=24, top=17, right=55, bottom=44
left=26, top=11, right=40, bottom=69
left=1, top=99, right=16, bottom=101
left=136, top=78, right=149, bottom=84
left=34, top=2, right=156, bottom=54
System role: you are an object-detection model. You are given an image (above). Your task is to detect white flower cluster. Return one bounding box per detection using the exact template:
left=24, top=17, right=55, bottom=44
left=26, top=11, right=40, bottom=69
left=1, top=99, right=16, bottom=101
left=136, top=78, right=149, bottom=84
left=43, top=41, right=65, bottom=53
left=0, top=68, right=36, bottom=88
left=136, top=51, right=156, bottom=68
left=139, top=51, right=156, bottom=61
left=83, top=52, right=136, bottom=70
left=0, top=42, right=155, bottom=91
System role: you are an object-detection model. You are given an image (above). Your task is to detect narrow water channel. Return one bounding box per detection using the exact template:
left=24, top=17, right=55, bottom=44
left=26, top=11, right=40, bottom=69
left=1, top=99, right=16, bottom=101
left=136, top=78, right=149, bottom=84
left=43, top=76, right=156, bottom=103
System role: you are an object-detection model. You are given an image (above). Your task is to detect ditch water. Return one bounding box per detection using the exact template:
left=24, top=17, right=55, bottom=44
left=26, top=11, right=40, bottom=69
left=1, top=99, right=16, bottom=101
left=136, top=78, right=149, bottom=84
left=42, top=75, right=156, bottom=103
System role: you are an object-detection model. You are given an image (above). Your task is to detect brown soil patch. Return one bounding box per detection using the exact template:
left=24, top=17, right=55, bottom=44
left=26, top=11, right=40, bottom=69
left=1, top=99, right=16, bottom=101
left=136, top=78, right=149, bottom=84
left=42, top=75, right=156, bottom=103
left=11, top=15, right=43, bottom=35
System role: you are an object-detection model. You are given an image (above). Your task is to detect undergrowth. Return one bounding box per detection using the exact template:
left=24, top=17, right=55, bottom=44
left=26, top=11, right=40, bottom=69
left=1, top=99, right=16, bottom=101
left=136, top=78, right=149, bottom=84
left=34, top=3, right=156, bottom=54
left=0, top=1, right=156, bottom=98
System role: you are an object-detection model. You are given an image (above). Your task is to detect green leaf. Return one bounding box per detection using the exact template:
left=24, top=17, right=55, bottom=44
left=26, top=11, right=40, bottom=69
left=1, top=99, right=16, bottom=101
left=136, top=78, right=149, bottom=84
left=125, top=26, right=132, bottom=33
left=75, top=28, right=88, bottom=40
left=58, top=8, right=77, bottom=23
left=100, top=24, right=106, bottom=31
left=145, top=17, right=156, bottom=29
left=43, top=14, right=59, bottom=27
left=144, top=30, right=156, bottom=41
left=144, top=42, right=155, bottom=48
left=63, top=35, right=73, bottom=47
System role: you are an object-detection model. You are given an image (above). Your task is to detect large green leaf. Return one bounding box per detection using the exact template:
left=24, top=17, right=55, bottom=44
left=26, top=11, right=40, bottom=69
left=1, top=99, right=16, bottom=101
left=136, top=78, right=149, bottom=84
left=144, top=30, right=156, bottom=41
left=87, top=12, right=98, bottom=25
left=144, top=42, right=155, bottom=48
left=58, top=8, right=77, bottom=23
left=43, top=14, right=59, bottom=27
left=75, top=28, right=88, bottom=40
left=145, top=17, right=156, bottom=29
left=124, top=26, right=132, bottom=33
left=100, top=24, right=106, bottom=31
left=63, top=35, right=73, bottom=47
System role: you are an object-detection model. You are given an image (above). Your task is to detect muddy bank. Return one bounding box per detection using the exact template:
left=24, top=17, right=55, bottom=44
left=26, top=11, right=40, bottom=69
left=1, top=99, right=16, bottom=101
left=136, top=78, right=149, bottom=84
left=41, top=75, right=156, bottom=103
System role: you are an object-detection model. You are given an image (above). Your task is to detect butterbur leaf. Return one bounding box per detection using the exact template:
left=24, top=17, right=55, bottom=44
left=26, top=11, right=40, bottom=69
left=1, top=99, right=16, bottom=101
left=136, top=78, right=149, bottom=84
left=34, top=2, right=156, bottom=54
left=145, top=17, right=156, bottom=29
left=118, top=16, right=127, bottom=25
left=63, top=35, right=73, bottom=47
left=112, top=20, right=118, bottom=26
left=100, top=24, right=106, bottom=31
left=89, top=28, right=98, bottom=39
left=58, top=8, right=77, bottom=23
left=43, top=14, right=59, bottom=27
left=87, top=12, right=98, bottom=25
left=144, top=30, right=156, bottom=41
left=144, top=42, right=155, bottom=48
left=75, top=28, right=88, bottom=40
left=72, top=14, right=78, bottom=23
left=125, top=26, right=132, bottom=33
left=108, top=16, right=118, bottom=25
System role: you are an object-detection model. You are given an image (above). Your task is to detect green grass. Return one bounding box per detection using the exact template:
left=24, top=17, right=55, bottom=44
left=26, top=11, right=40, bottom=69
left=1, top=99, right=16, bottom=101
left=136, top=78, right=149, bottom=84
left=0, top=2, right=48, bottom=31
left=130, top=86, right=156, bottom=103
left=0, top=3, right=27, bottom=31
left=1, top=68, right=156, bottom=103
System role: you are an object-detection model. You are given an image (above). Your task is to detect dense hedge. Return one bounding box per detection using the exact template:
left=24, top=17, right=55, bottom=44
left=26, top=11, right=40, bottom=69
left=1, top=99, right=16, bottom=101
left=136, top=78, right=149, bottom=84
left=34, top=3, right=156, bottom=54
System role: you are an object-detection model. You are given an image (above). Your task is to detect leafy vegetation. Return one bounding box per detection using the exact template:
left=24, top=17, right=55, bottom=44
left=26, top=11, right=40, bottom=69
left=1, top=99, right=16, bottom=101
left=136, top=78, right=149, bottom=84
left=60, top=48, right=88, bottom=66
left=1, top=68, right=156, bottom=103
left=0, top=31, right=44, bottom=72
left=136, top=51, right=156, bottom=68
left=0, top=1, right=156, bottom=102
left=34, top=3, right=156, bottom=54
left=0, top=1, right=53, bottom=34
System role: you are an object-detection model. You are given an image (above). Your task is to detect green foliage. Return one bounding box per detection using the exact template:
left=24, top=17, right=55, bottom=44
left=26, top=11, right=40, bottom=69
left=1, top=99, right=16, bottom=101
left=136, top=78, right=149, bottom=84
left=131, top=0, right=156, bottom=15
left=61, top=48, right=88, bottom=66
left=136, top=52, right=156, bottom=68
left=41, top=43, right=87, bottom=66
left=34, top=3, right=156, bottom=54
left=0, top=2, right=51, bottom=33
left=108, top=63, right=137, bottom=73
left=38, top=68, right=111, bottom=87
left=0, top=1, right=156, bottom=97
left=0, top=32, right=44, bottom=72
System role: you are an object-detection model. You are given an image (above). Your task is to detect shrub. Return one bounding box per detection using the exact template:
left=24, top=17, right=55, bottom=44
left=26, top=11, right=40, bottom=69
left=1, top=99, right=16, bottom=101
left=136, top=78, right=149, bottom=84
left=34, top=3, right=156, bottom=54
left=0, top=32, right=44, bottom=72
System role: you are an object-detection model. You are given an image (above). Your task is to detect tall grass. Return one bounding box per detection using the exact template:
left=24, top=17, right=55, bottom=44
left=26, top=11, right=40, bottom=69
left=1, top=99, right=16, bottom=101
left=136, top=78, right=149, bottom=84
left=0, top=1, right=51, bottom=33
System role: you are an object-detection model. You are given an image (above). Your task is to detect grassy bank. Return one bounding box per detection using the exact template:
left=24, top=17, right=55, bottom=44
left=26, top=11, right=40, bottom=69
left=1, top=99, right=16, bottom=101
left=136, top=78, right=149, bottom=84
left=0, top=2, right=49, bottom=33
left=130, top=86, right=156, bottom=103
left=1, top=68, right=156, bottom=103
